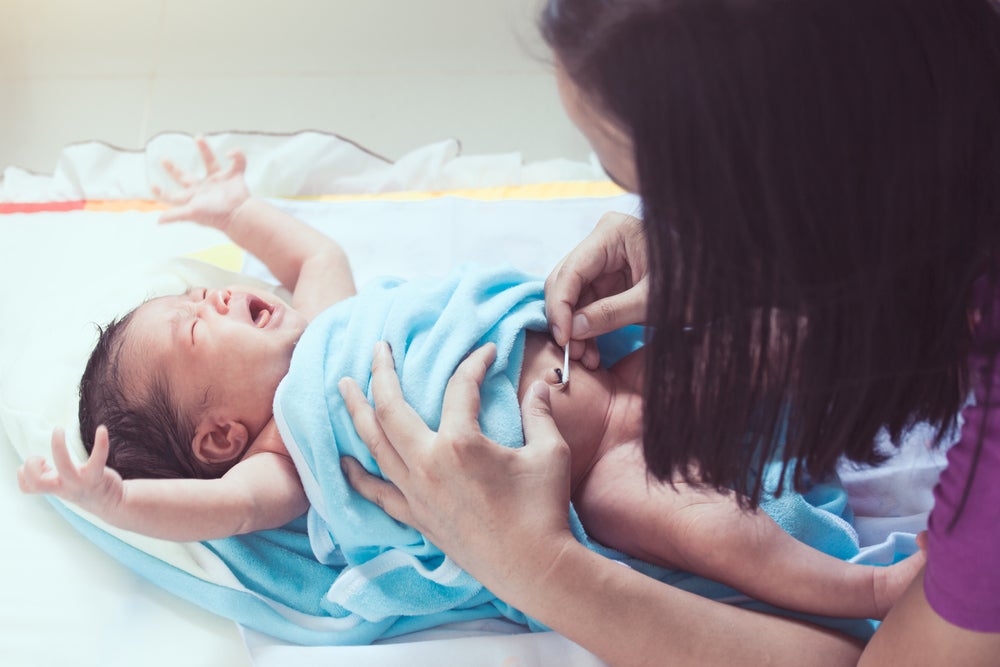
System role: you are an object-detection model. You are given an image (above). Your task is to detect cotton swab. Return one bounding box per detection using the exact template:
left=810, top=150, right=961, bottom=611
left=563, top=343, right=570, bottom=386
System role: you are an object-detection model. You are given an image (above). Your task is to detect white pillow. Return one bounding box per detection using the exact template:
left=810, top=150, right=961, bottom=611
left=0, top=208, right=277, bottom=577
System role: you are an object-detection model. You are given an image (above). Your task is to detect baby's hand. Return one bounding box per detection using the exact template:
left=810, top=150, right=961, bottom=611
left=17, top=426, right=125, bottom=519
left=154, top=136, right=251, bottom=231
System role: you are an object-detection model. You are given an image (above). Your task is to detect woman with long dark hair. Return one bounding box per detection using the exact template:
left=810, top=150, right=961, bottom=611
left=340, top=0, right=1000, bottom=663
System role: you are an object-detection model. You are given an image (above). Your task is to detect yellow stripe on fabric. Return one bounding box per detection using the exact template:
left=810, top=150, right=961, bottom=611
left=84, top=200, right=167, bottom=212
left=77, top=181, right=623, bottom=212
left=186, top=244, right=245, bottom=272
left=294, top=180, right=625, bottom=202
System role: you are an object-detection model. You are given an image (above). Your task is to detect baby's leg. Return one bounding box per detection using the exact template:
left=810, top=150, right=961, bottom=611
left=573, top=442, right=923, bottom=619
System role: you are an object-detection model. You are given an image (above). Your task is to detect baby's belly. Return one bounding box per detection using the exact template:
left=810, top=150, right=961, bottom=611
left=519, top=331, right=617, bottom=485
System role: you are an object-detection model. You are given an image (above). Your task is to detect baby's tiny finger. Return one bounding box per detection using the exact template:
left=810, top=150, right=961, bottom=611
left=17, top=459, right=39, bottom=491
left=580, top=340, right=602, bottom=370
left=567, top=338, right=587, bottom=361
left=162, top=159, right=193, bottom=188
left=225, top=150, right=247, bottom=179
left=196, top=137, right=220, bottom=174
left=49, top=428, right=78, bottom=479
left=18, top=457, right=52, bottom=492
left=84, top=426, right=111, bottom=480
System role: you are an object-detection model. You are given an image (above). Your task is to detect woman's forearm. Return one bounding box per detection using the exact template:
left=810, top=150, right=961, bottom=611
left=501, top=539, right=863, bottom=667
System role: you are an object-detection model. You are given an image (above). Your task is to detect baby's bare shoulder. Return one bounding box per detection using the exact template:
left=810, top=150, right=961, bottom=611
left=242, top=419, right=291, bottom=461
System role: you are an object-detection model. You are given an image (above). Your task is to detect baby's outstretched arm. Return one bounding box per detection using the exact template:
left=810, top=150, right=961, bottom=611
left=155, top=137, right=355, bottom=318
left=18, top=425, right=307, bottom=542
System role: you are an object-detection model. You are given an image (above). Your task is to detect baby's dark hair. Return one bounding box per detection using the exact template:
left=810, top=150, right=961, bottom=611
left=78, top=311, right=212, bottom=480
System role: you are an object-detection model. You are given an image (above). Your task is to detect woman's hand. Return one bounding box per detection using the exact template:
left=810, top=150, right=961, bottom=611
left=17, top=426, right=125, bottom=519
left=339, top=345, right=871, bottom=667
left=153, top=136, right=251, bottom=231
left=545, top=211, right=649, bottom=369
left=338, top=341, right=578, bottom=597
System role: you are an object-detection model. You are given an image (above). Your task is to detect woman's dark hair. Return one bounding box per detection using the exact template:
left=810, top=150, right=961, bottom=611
left=542, top=0, right=1000, bottom=507
left=78, top=312, right=216, bottom=480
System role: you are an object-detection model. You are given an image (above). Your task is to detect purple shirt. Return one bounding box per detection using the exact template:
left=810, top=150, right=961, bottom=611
left=924, top=283, right=1000, bottom=632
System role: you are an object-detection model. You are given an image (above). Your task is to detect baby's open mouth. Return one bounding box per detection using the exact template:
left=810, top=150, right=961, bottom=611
left=248, top=296, right=274, bottom=328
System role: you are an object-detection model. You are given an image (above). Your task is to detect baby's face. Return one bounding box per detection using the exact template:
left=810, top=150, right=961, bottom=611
left=125, top=285, right=308, bottom=431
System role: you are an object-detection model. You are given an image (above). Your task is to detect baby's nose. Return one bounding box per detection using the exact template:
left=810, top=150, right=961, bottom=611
left=202, top=288, right=231, bottom=315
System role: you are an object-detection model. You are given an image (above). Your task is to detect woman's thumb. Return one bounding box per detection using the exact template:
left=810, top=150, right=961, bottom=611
left=571, top=283, right=648, bottom=339
left=520, top=382, right=567, bottom=452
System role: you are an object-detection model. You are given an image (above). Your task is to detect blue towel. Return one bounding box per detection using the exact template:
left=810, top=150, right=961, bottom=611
left=273, top=264, right=552, bottom=637
left=266, top=263, right=875, bottom=643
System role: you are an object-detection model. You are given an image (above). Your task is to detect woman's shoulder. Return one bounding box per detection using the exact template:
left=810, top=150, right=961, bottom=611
left=926, top=319, right=1000, bottom=631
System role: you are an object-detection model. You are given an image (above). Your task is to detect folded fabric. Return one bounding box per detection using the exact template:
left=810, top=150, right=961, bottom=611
left=270, top=263, right=876, bottom=643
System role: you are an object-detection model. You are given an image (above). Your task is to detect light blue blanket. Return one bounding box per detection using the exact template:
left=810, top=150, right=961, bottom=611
left=262, top=263, right=875, bottom=644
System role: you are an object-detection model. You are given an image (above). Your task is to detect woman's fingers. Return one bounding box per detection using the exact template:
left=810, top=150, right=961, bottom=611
left=520, top=382, right=571, bottom=459
left=339, top=362, right=423, bottom=527
left=338, top=374, right=411, bottom=483
left=367, top=342, right=437, bottom=457
left=545, top=211, right=649, bottom=345
left=340, top=456, right=413, bottom=525
left=545, top=211, right=631, bottom=341
left=439, top=343, right=497, bottom=436
left=570, top=279, right=649, bottom=340
left=545, top=249, right=603, bottom=346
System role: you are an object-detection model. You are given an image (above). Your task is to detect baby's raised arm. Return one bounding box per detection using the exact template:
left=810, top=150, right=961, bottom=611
left=18, top=425, right=308, bottom=542
left=155, top=137, right=356, bottom=319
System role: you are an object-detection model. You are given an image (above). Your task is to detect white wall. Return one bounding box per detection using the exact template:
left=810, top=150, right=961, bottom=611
left=0, top=0, right=590, bottom=175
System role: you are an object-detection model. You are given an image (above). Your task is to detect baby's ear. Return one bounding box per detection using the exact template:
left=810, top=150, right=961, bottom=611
left=192, top=414, right=248, bottom=466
